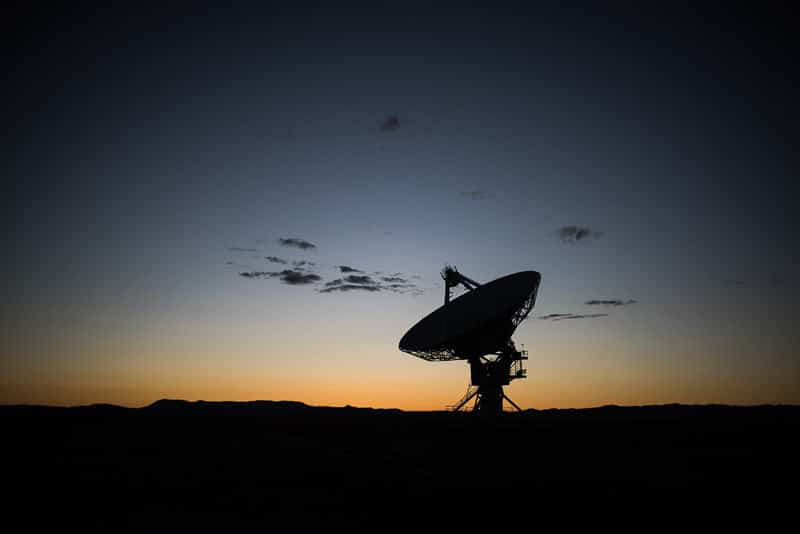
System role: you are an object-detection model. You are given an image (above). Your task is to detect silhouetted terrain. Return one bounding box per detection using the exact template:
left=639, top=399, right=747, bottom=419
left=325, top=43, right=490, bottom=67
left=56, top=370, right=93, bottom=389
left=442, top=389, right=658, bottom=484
left=3, top=401, right=797, bottom=529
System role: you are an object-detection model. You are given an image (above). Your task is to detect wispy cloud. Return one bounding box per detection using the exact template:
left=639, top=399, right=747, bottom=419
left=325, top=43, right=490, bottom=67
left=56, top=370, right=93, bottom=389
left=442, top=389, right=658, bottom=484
left=325, top=275, right=377, bottom=287
left=235, top=246, right=424, bottom=296
left=557, top=226, right=602, bottom=244
left=239, top=271, right=279, bottom=279
left=228, top=247, right=261, bottom=252
left=320, top=273, right=422, bottom=296
left=239, top=269, right=321, bottom=285
left=585, top=299, right=637, bottom=306
left=538, top=313, right=608, bottom=321
left=343, top=274, right=376, bottom=285
left=320, top=284, right=381, bottom=293
left=537, top=313, right=573, bottom=320
left=281, top=271, right=321, bottom=285
left=278, top=237, right=316, bottom=250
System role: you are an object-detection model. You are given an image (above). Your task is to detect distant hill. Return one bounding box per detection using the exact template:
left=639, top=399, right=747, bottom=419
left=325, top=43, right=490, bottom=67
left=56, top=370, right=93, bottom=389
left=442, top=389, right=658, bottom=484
left=0, top=398, right=409, bottom=416
left=1, top=398, right=796, bottom=418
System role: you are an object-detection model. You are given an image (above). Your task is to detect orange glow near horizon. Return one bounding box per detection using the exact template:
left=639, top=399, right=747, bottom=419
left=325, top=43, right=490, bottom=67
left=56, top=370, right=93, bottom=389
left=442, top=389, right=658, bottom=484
left=3, top=286, right=799, bottom=410
left=4, top=341, right=798, bottom=409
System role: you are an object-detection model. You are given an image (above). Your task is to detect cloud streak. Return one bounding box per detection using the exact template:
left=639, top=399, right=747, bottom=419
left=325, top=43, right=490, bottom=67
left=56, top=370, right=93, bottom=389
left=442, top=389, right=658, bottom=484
left=343, top=275, right=376, bottom=285
left=239, top=271, right=278, bottom=279
left=585, top=299, right=637, bottom=306
left=239, top=269, right=321, bottom=285
left=320, top=284, right=381, bottom=293
left=228, top=247, right=261, bottom=252
left=320, top=273, right=422, bottom=296
left=281, top=271, right=322, bottom=285
left=233, top=247, right=424, bottom=296
left=557, top=226, right=602, bottom=244
left=538, top=313, right=608, bottom=321
left=278, top=237, right=316, bottom=250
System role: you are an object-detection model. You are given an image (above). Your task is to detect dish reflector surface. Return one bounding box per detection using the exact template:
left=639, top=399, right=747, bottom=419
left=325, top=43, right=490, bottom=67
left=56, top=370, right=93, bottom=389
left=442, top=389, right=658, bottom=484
left=399, top=271, right=541, bottom=361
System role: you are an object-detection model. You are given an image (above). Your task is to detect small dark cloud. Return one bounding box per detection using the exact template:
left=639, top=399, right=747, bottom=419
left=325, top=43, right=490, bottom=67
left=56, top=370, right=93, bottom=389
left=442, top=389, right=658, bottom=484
left=381, top=276, right=406, bottom=283
left=380, top=115, right=400, bottom=131
left=320, top=284, right=382, bottom=293
left=280, top=270, right=321, bottom=285
left=292, top=260, right=316, bottom=268
left=557, top=226, right=602, bottom=244
left=265, top=256, right=287, bottom=264
left=278, top=237, right=316, bottom=250
left=239, top=271, right=280, bottom=279
left=538, top=313, right=608, bottom=321
left=228, top=247, right=261, bottom=252
left=461, top=190, right=492, bottom=200
left=338, top=265, right=363, bottom=273
left=225, top=261, right=235, bottom=265
left=585, top=299, right=637, bottom=306
left=239, top=269, right=320, bottom=285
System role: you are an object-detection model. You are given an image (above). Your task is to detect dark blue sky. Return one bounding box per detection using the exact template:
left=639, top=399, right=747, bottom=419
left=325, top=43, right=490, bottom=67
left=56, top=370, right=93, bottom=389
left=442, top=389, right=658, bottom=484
left=4, top=2, right=798, bottom=407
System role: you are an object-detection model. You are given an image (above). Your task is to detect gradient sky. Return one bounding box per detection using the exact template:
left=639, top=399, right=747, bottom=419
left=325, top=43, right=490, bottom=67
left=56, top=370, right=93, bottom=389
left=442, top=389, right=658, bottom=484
left=4, top=2, right=798, bottom=408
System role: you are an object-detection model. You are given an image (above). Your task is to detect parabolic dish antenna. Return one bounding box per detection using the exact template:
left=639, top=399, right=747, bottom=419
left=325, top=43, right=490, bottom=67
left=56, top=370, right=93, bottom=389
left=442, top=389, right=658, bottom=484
left=399, top=266, right=541, bottom=415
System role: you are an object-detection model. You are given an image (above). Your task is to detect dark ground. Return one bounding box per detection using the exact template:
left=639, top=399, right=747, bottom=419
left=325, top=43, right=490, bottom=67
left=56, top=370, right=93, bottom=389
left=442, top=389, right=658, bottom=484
left=3, top=400, right=798, bottom=530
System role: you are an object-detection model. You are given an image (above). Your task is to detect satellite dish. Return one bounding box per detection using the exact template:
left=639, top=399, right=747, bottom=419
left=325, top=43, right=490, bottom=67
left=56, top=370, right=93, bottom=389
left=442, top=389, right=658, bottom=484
left=399, top=266, right=541, bottom=415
